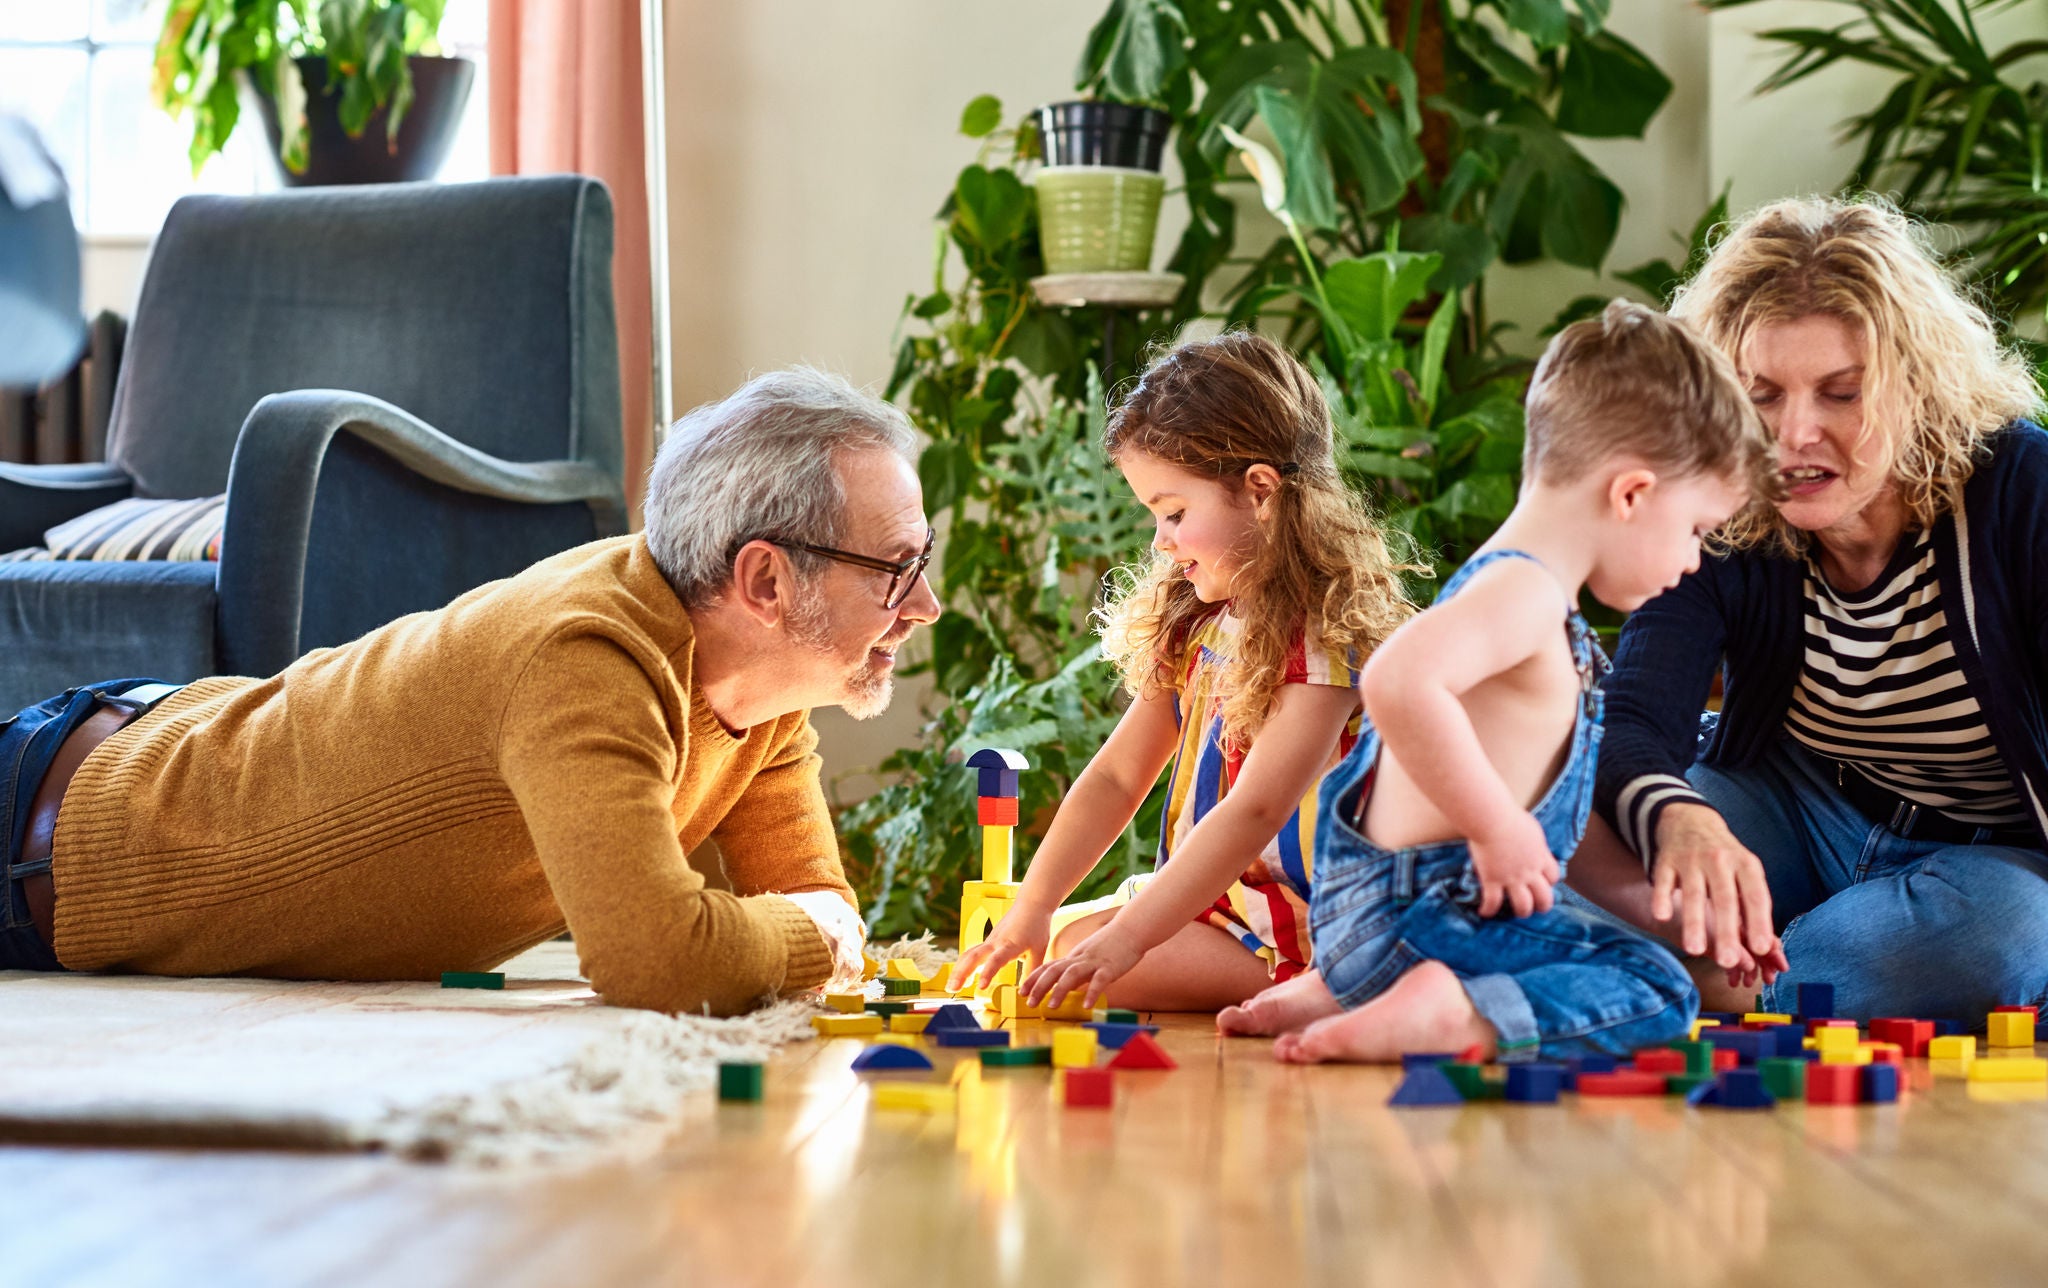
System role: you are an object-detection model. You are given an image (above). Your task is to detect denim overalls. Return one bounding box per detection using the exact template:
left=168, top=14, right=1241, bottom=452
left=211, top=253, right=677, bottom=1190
left=1310, top=550, right=1697, bottom=1060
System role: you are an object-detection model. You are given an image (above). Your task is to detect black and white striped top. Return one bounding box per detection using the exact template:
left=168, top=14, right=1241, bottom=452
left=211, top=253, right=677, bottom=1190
left=1784, top=528, right=2028, bottom=825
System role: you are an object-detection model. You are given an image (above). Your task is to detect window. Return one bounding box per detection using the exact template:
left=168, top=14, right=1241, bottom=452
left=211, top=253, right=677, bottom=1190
left=0, top=0, right=490, bottom=239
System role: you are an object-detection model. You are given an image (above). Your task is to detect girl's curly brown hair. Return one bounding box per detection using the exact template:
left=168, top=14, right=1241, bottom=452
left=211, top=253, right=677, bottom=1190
left=1095, top=330, right=1417, bottom=751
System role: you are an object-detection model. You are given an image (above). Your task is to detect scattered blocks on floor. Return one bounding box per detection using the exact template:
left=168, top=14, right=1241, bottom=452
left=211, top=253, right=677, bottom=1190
left=981, top=1045, right=1053, bottom=1067
left=824, top=993, right=867, bottom=1014
left=1868, top=1018, right=1934, bottom=1058
left=850, top=1044, right=934, bottom=1071
left=1812, top=1026, right=1861, bottom=1058
left=1673, top=1041, right=1715, bottom=1076
left=1714, top=1069, right=1776, bottom=1109
left=922, top=1003, right=981, bottom=1033
left=1861, top=1062, right=1900, bottom=1103
left=717, top=1062, right=764, bottom=1102
left=813, top=1013, right=886, bottom=1037
left=440, top=971, right=504, bottom=990
left=1389, top=1065, right=1467, bottom=1107
left=935, top=1028, right=1011, bottom=1048
left=1106, top=1032, right=1177, bottom=1071
left=1929, top=1034, right=1977, bottom=1064
left=1968, top=1055, right=2048, bottom=1083
left=1060, top=1067, right=1114, bottom=1108
left=1505, top=1064, right=1564, bottom=1103
left=1806, top=1064, right=1861, bottom=1105
left=1797, top=982, right=1836, bottom=1019
left=1087, top=1021, right=1161, bottom=1049
left=888, top=1013, right=933, bottom=1034
left=1759, top=1057, right=1807, bottom=1101
left=872, top=1082, right=956, bottom=1114
left=1988, top=1010, right=2036, bottom=1047
left=1051, top=1028, right=1099, bottom=1069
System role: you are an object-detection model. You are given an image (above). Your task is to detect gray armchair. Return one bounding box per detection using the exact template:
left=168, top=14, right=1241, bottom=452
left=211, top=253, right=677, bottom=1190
left=0, top=176, right=627, bottom=711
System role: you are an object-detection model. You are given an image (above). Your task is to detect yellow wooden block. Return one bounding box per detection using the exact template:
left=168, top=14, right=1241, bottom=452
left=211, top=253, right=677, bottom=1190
left=869, top=1033, right=920, bottom=1048
left=872, top=1082, right=956, bottom=1113
left=993, top=984, right=1044, bottom=1021
left=1929, top=1034, right=1977, bottom=1063
left=861, top=954, right=879, bottom=981
left=883, top=959, right=926, bottom=981
left=1689, top=1019, right=1721, bottom=1041
left=1814, top=1026, right=1860, bottom=1055
left=1820, top=1046, right=1873, bottom=1066
left=1968, top=1055, right=2048, bottom=1082
left=1864, top=1041, right=1901, bottom=1058
left=921, top=964, right=953, bottom=995
left=1743, top=1012, right=1794, bottom=1025
left=1051, top=1028, right=1098, bottom=1069
left=981, top=824, right=1014, bottom=884
left=1988, top=1012, right=2036, bottom=1047
left=1042, top=991, right=1095, bottom=1023
left=824, top=993, right=867, bottom=1014
left=888, top=1013, right=932, bottom=1034
left=958, top=879, right=1023, bottom=954
left=812, top=1013, right=885, bottom=1037
left=972, top=960, right=1020, bottom=998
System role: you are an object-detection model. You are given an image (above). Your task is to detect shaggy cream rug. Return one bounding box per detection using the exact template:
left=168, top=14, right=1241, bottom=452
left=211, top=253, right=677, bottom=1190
left=0, top=937, right=943, bottom=1167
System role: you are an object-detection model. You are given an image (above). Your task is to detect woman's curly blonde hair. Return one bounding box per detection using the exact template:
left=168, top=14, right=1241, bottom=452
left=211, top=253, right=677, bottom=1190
left=1670, top=194, right=2042, bottom=553
left=1095, top=330, right=1417, bottom=752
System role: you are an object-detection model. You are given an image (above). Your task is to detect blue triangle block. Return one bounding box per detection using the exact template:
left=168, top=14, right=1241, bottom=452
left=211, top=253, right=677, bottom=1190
left=850, top=1044, right=934, bottom=1071
left=1712, top=1069, right=1776, bottom=1109
left=922, top=1003, right=981, bottom=1032
left=1684, top=1078, right=1721, bottom=1107
left=1388, top=1065, right=1466, bottom=1107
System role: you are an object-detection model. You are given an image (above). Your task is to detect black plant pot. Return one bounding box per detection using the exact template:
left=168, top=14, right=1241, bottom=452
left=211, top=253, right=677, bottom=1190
left=1036, top=101, right=1171, bottom=172
left=249, top=54, right=475, bottom=187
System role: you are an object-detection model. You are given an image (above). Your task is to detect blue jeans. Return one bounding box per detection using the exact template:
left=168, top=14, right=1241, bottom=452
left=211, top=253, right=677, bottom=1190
left=0, top=679, right=176, bottom=971
left=1694, top=733, right=2048, bottom=1024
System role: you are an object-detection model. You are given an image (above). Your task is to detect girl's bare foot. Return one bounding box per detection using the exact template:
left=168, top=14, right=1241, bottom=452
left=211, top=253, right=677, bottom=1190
left=1216, top=969, right=1342, bottom=1037
left=1271, top=961, right=1497, bottom=1065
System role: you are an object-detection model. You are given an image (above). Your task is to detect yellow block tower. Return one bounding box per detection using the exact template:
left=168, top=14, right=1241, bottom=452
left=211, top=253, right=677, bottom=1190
left=959, top=748, right=1028, bottom=995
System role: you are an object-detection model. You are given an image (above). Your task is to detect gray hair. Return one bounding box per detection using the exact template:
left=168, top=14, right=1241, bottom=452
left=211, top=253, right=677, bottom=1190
left=643, top=367, right=920, bottom=608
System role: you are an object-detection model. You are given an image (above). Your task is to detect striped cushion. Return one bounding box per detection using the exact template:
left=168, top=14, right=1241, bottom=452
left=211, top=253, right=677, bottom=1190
left=3, top=496, right=227, bottom=563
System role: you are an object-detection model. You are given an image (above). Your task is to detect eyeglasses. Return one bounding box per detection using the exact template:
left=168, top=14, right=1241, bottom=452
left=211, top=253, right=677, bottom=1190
left=772, top=527, right=935, bottom=610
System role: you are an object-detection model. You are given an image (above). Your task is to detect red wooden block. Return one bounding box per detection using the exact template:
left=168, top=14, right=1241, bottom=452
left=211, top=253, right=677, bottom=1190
left=1806, top=1064, right=1861, bottom=1105
left=976, top=796, right=1020, bottom=827
left=1713, top=1049, right=1740, bottom=1073
left=1061, top=1067, right=1114, bottom=1108
left=1455, top=1043, right=1487, bottom=1064
left=1633, top=1049, right=1687, bottom=1074
left=1868, top=1018, right=1934, bottom=1058
left=1867, top=1045, right=1903, bottom=1066
left=1994, top=1004, right=2040, bottom=1018
left=1106, top=1032, right=1177, bottom=1070
left=1577, top=1071, right=1669, bottom=1097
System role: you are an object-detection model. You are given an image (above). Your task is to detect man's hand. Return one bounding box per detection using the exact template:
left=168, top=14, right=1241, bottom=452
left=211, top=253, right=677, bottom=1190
left=952, top=902, right=1054, bottom=993
left=1468, top=811, right=1561, bottom=918
left=1020, top=922, right=1143, bottom=1011
left=1651, top=803, right=1777, bottom=968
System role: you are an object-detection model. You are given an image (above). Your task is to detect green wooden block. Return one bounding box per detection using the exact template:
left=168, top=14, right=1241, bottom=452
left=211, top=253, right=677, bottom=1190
left=1665, top=1072, right=1716, bottom=1096
left=881, top=976, right=923, bottom=996
left=867, top=1000, right=913, bottom=1016
left=718, top=1062, right=764, bottom=1102
left=1675, top=1040, right=1715, bottom=1076
left=981, top=1045, right=1054, bottom=1067
left=1759, top=1057, right=1807, bottom=1101
left=440, top=971, right=504, bottom=990
left=1106, top=1009, right=1141, bottom=1024
left=1441, top=1063, right=1492, bottom=1100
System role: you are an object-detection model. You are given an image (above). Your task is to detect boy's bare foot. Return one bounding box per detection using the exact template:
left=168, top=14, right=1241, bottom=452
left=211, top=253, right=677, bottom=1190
left=1271, top=961, right=1497, bottom=1065
left=1217, top=969, right=1342, bottom=1037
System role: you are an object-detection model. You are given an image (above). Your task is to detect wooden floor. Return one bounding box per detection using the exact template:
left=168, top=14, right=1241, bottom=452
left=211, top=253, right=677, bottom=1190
left=10, top=1013, right=2048, bottom=1288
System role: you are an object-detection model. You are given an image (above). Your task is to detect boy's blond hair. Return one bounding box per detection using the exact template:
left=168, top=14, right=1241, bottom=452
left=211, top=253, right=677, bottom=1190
left=1524, top=299, right=1780, bottom=502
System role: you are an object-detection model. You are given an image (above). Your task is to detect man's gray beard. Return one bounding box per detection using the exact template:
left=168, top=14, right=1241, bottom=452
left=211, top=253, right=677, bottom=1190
left=788, top=588, right=894, bottom=721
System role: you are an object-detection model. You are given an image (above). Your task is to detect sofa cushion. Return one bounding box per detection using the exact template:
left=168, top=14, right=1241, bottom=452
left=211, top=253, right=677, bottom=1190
left=0, top=560, right=219, bottom=713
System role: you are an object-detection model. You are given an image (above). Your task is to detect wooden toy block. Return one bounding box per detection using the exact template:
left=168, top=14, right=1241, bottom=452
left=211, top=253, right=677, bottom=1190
left=1106, top=1008, right=1142, bottom=1024
left=935, top=1028, right=1011, bottom=1048
left=1758, top=1057, right=1807, bottom=1100
left=1504, top=1064, right=1564, bottom=1103
left=851, top=1044, right=935, bottom=1071
left=966, top=747, right=1027, bottom=799
left=1689, top=1019, right=1721, bottom=1040
left=922, top=964, right=953, bottom=995
left=976, top=795, right=1020, bottom=827
left=981, top=1045, right=1053, bottom=1067
left=1455, top=1043, right=1487, bottom=1064
left=1762, top=1025, right=1808, bottom=1059
left=825, top=993, right=867, bottom=1014
left=1060, top=1067, right=1114, bottom=1108
left=812, top=1014, right=885, bottom=1037
left=1632, top=1048, right=1687, bottom=1075
left=1713, top=1069, right=1775, bottom=1109
left=1929, top=1034, right=1977, bottom=1061
left=1041, top=991, right=1096, bottom=1023
left=1106, top=1032, right=1177, bottom=1070
left=1389, top=1065, right=1466, bottom=1107
left=1698, top=1011, right=1741, bottom=1025
left=440, top=971, right=504, bottom=990
left=1820, top=1046, right=1873, bottom=1066
left=1440, top=1064, right=1492, bottom=1100
left=922, top=1003, right=981, bottom=1033
left=1806, top=1064, right=1861, bottom=1104
left=872, top=1082, right=956, bottom=1114
left=981, top=824, right=1015, bottom=885
left=1402, top=1051, right=1461, bottom=1068
left=1744, top=1012, right=1795, bottom=1025
left=717, top=1062, right=764, bottom=1102
left=1861, top=1063, right=1900, bottom=1103
left=1087, top=1021, right=1161, bottom=1049
left=1806, top=1017, right=1857, bottom=1037
left=866, top=1001, right=913, bottom=1016
left=1713, top=1050, right=1740, bottom=1073
left=1797, top=982, right=1836, bottom=1019
left=1664, top=1073, right=1716, bottom=1097
left=1864, top=1042, right=1903, bottom=1066
left=888, top=1013, right=933, bottom=1034
left=883, top=959, right=925, bottom=980
left=861, top=953, right=879, bottom=981
left=1989, top=1011, right=2036, bottom=1047
left=1868, top=1018, right=1934, bottom=1057
left=1968, top=1056, right=2048, bottom=1082
left=1576, top=1070, right=1668, bottom=1097
left=1706, top=1030, right=1770, bottom=1065
left=870, top=1033, right=921, bottom=1048
left=1557, top=1055, right=1616, bottom=1092
left=1813, top=1026, right=1860, bottom=1056
left=992, top=985, right=1043, bottom=1021
left=958, top=879, right=1024, bottom=955
left=882, top=976, right=923, bottom=997
left=1684, top=1078, right=1722, bottom=1107
left=1933, top=1018, right=1967, bottom=1036
left=1051, top=1028, right=1098, bottom=1068
left=1994, top=1004, right=2040, bottom=1018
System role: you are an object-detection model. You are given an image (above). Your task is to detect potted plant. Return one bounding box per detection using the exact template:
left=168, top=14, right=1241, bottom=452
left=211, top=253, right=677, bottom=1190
left=153, top=0, right=473, bottom=187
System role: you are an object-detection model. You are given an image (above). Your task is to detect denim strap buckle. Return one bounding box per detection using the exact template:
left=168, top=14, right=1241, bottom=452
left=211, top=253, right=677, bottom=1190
left=1391, top=847, right=1419, bottom=907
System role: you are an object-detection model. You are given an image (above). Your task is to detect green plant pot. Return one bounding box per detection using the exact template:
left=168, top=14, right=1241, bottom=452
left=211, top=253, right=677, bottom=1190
left=1033, top=165, right=1164, bottom=275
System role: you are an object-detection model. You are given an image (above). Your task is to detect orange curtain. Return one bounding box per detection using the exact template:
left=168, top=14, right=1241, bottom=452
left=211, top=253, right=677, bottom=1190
left=489, top=0, right=653, bottom=518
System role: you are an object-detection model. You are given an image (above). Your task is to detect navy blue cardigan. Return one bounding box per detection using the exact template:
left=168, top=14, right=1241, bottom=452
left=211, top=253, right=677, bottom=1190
left=1596, top=421, right=2048, bottom=860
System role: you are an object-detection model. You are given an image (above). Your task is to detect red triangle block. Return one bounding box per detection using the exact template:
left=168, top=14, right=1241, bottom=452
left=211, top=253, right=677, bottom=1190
left=1106, top=1031, right=1178, bottom=1070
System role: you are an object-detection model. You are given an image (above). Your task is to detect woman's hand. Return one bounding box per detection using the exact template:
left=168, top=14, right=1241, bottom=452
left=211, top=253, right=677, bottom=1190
left=951, top=902, right=1054, bottom=993
left=1021, top=922, right=1143, bottom=1011
left=1469, top=811, right=1561, bottom=918
left=1651, top=803, right=1777, bottom=968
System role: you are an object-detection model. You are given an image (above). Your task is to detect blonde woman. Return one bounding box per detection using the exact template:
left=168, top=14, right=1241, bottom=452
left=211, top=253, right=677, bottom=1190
left=1567, top=195, right=2048, bottom=1024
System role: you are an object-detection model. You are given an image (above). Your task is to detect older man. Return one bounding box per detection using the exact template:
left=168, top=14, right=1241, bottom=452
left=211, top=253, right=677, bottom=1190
left=0, top=369, right=939, bottom=1014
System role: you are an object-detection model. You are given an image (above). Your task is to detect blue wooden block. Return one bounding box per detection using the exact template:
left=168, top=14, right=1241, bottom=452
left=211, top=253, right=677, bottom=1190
left=922, top=1003, right=981, bottom=1033
left=1933, top=1018, right=1966, bottom=1037
left=1559, top=1053, right=1617, bottom=1091
left=1862, top=1063, right=1899, bottom=1104
left=934, top=1028, right=1010, bottom=1048
left=1697, top=1011, right=1741, bottom=1025
left=1505, top=1063, right=1564, bottom=1103
left=965, top=748, right=1028, bottom=799
left=1714, top=1069, right=1775, bottom=1109
left=1401, top=1051, right=1459, bottom=1069
left=1763, top=1024, right=1807, bottom=1058
left=1388, top=1065, right=1466, bottom=1107
left=1705, top=1030, right=1769, bottom=1065
left=1797, top=982, right=1835, bottom=1020
left=850, top=1044, right=935, bottom=1071
left=1085, top=1022, right=1160, bottom=1048
left=1685, top=1078, right=1721, bottom=1107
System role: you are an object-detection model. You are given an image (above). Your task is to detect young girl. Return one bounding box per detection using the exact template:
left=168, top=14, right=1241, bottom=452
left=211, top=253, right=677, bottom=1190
left=951, top=331, right=1415, bottom=1010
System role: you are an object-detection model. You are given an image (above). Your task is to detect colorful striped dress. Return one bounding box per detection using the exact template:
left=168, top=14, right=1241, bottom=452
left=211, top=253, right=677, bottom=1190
left=1155, top=609, right=1363, bottom=979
